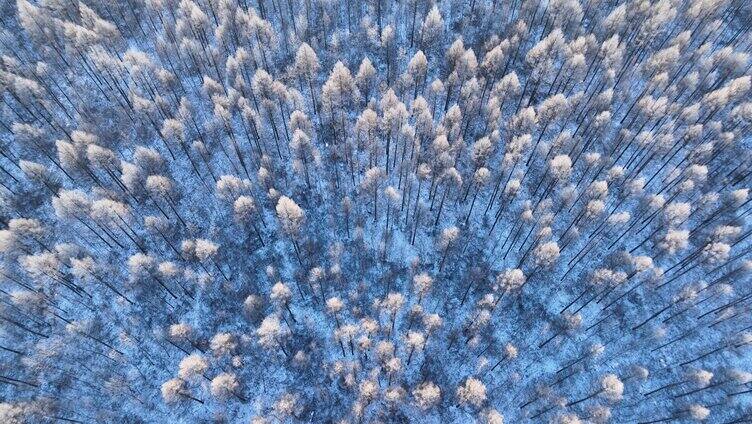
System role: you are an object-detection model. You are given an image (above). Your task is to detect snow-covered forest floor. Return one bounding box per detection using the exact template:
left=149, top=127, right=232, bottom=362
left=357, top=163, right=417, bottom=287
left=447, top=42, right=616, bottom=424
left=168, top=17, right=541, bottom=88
left=1, top=0, right=752, bottom=422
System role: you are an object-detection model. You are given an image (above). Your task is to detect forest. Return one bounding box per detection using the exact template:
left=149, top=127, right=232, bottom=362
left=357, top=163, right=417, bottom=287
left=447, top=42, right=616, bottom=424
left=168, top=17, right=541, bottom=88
left=0, top=0, right=751, bottom=422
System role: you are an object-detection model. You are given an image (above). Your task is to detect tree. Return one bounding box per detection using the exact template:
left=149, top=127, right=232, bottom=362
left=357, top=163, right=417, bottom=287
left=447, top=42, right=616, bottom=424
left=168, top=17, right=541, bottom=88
left=384, top=186, right=401, bottom=233
left=162, top=378, right=203, bottom=404
left=273, top=393, right=300, bottom=420
left=420, top=5, right=444, bottom=55
left=407, top=50, right=428, bottom=100
left=456, top=377, right=486, bottom=408
left=412, top=273, right=433, bottom=303
left=293, top=43, right=320, bottom=116
left=146, top=174, right=187, bottom=227
left=437, top=226, right=459, bottom=271
left=178, top=354, right=208, bottom=382
left=257, top=315, right=291, bottom=357
left=290, top=129, right=318, bottom=190
left=413, top=381, right=440, bottom=410
left=567, top=373, right=624, bottom=407
left=276, top=196, right=305, bottom=264
left=534, top=241, right=560, bottom=268
left=270, top=281, right=296, bottom=322
left=362, top=167, right=384, bottom=222
left=356, top=57, right=377, bottom=102
left=404, top=331, right=425, bottom=365
left=382, top=292, right=404, bottom=336
left=321, top=61, right=360, bottom=147
left=210, top=332, right=237, bottom=357
left=128, top=252, right=178, bottom=301
left=494, top=268, right=526, bottom=304
left=210, top=372, right=243, bottom=401
left=234, top=195, right=264, bottom=246
left=168, top=323, right=194, bottom=346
